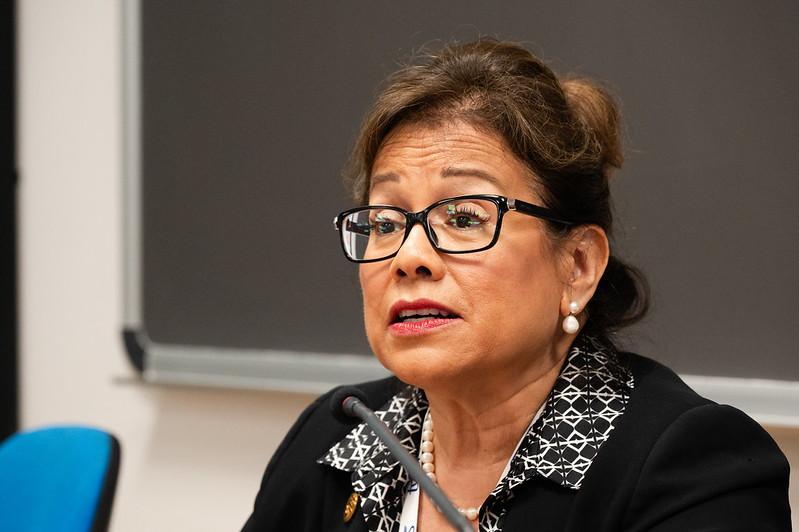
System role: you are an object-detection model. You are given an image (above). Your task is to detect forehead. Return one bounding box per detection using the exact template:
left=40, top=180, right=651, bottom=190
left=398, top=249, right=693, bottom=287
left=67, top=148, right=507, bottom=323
left=369, top=120, right=536, bottom=202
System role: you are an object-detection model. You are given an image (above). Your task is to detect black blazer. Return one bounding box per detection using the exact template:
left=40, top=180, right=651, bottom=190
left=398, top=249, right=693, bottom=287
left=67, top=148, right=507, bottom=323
left=242, top=353, right=791, bottom=531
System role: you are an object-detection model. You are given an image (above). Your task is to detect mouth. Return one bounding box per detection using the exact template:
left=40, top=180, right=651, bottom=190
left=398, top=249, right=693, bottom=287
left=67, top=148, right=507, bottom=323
left=392, top=307, right=461, bottom=323
left=389, top=299, right=462, bottom=325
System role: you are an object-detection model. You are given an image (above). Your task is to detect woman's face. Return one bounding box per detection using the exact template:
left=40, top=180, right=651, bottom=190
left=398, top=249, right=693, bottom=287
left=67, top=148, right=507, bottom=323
left=360, top=120, right=569, bottom=392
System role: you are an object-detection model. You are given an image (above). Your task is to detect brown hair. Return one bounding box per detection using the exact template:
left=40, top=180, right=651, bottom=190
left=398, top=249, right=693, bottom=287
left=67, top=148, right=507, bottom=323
left=345, top=38, right=648, bottom=342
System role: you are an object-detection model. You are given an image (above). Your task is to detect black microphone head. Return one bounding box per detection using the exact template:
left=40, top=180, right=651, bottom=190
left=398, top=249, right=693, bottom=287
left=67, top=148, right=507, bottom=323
left=329, top=385, right=369, bottom=425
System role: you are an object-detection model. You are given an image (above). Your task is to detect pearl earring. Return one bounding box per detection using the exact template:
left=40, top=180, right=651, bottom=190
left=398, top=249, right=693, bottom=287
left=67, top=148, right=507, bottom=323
left=563, top=301, right=580, bottom=334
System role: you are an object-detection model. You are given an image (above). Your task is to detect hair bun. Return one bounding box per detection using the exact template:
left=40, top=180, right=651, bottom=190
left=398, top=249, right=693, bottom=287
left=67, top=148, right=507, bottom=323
left=561, top=78, right=624, bottom=174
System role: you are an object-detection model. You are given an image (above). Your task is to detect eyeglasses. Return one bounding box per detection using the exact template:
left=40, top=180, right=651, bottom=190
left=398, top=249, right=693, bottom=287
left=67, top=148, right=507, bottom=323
left=333, top=194, right=575, bottom=263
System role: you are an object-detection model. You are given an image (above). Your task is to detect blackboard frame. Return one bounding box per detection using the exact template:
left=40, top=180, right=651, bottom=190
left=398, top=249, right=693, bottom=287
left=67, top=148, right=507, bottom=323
left=121, top=0, right=799, bottom=425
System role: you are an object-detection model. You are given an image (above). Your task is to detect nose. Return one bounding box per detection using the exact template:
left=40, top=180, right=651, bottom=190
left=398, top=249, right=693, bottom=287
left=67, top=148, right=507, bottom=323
left=391, top=223, right=445, bottom=280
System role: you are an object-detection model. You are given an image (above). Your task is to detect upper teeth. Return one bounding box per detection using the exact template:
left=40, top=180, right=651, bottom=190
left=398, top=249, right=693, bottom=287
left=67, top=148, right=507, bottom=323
left=398, top=308, right=452, bottom=318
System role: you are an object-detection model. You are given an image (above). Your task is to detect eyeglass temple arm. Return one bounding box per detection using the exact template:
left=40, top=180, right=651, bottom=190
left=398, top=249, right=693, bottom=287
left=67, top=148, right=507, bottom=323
left=508, top=198, right=575, bottom=226
left=332, top=215, right=365, bottom=234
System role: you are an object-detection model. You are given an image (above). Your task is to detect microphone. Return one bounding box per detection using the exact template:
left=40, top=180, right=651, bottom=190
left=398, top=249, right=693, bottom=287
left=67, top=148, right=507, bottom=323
left=329, top=385, right=369, bottom=425
left=330, top=386, right=473, bottom=532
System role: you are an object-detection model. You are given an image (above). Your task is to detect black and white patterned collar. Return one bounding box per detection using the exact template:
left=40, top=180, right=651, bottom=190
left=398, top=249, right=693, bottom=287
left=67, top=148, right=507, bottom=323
left=318, top=336, right=634, bottom=532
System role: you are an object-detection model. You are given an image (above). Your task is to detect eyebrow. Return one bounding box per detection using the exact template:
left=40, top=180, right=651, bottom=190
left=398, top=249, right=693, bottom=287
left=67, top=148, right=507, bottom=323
left=370, top=172, right=400, bottom=188
left=369, top=167, right=502, bottom=189
left=440, top=166, right=502, bottom=187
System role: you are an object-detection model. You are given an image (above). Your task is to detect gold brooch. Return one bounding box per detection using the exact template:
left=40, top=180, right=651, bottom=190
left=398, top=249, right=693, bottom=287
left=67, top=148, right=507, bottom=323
left=343, top=492, right=359, bottom=523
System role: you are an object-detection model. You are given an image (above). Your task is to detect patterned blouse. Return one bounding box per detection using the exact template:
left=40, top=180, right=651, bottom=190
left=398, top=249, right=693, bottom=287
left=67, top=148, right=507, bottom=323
left=318, top=336, right=635, bottom=532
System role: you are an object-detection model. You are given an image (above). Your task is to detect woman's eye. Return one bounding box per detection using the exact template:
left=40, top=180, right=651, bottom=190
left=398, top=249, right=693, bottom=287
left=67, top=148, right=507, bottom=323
left=370, top=213, right=403, bottom=235
left=451, top=214, right=479, bottom=228
left=445, top=204, right=490, bottom=229
left=374, top=221, right=397, bottom=234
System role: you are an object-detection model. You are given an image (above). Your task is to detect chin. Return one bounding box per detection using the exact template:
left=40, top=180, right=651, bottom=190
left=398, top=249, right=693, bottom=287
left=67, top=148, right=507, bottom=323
left=373, top=344, right=471, bottom=390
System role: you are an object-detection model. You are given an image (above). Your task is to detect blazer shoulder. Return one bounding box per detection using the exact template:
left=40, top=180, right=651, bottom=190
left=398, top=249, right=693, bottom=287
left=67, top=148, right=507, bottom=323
left=621, top=352, right=714, bottom=416
left=579, top=352, right=716, bottom=498
left=573, top=353, right=790, bottom=531
left=242, top=375, right=403, bottom=532
left=606, top=352, right=726, bottom=462
left=622, top=402, right=791, bottom=531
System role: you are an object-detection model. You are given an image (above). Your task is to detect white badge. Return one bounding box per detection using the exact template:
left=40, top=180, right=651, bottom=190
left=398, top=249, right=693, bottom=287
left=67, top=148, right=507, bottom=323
left=398, top=479, right=420, bottom=532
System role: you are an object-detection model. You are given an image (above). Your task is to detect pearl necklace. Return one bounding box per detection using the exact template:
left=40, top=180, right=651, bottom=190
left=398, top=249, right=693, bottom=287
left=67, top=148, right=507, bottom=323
left=419, top=411, right=480, bottom=522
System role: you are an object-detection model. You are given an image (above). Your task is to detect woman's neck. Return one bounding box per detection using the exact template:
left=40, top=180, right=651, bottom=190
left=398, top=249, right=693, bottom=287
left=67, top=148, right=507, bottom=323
left=418, top=343, right=569, bottom=510
left=425, top=354, right=563, bottom=466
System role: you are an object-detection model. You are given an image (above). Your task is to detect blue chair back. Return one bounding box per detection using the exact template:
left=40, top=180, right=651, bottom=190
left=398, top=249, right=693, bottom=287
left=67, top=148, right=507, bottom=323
left=0, top=426, right=121, bottom=532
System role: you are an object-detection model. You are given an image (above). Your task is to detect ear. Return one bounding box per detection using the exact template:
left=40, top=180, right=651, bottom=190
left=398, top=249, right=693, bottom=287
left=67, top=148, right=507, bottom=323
left=559, top=225, right=609, bottom=319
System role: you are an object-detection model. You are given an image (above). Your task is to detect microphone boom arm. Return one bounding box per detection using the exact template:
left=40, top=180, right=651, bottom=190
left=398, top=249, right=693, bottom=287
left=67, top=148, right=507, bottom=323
left=343, top=396, right=473, bottom=532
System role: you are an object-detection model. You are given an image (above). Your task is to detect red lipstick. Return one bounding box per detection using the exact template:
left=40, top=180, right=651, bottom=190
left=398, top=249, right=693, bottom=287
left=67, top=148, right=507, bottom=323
left=388, top=299, right=462, bottom=336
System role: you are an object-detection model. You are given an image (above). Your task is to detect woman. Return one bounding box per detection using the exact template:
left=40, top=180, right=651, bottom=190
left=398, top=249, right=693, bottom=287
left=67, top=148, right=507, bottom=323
left=242, top=39, right=790, bottom=531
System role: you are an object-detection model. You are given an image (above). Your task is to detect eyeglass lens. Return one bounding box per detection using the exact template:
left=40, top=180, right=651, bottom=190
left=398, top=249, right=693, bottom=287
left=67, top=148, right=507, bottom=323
left=341, top=197, right=499, bottom=261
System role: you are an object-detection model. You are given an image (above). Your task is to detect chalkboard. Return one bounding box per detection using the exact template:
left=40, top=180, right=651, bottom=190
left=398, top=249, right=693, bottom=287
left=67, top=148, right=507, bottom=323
left=122, top=1, right=799, bottom=413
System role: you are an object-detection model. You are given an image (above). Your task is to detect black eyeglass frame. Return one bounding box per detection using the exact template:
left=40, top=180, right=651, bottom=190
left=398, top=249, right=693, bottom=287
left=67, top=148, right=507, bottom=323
left=332, top=194, right=576, bottom=263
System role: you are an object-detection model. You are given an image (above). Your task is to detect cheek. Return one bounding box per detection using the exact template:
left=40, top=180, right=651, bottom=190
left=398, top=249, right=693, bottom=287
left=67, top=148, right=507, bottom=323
left=477, top=236, right=563, bottom=324
left=359, top=265, right=386, bottom=334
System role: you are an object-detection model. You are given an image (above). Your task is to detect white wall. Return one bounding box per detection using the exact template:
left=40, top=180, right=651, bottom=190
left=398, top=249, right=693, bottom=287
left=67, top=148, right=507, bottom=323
left=17, top=2, right=796, bottom=531
left=18, top=2, right=315, bottom=530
